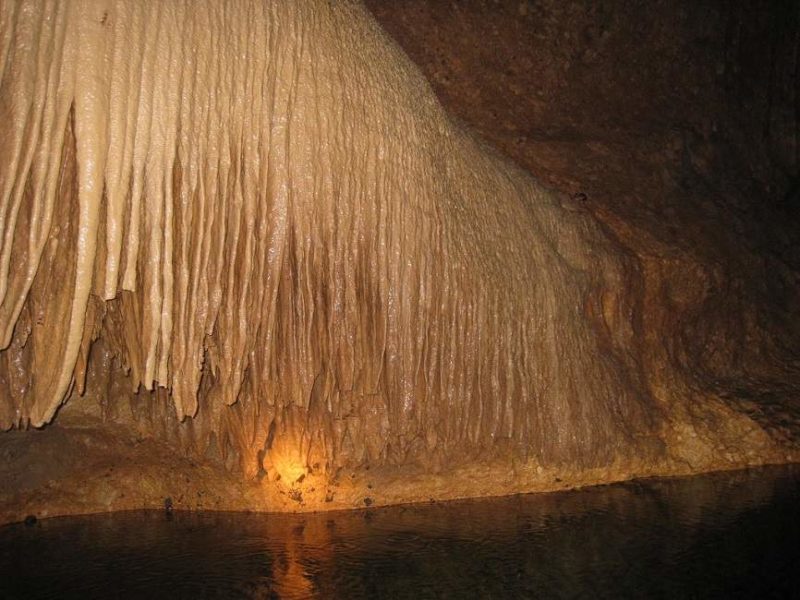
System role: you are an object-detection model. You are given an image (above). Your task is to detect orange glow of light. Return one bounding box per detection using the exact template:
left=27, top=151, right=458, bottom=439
left=274, top=457, right=307, bottom=484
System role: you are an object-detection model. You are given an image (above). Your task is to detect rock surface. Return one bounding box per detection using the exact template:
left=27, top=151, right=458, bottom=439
left=0, top=0, right=798, bottom=523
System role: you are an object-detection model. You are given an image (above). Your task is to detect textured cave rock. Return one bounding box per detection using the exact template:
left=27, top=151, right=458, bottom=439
left=0, top=0, right=797, bottom=522
left=365, top=0, right=800, bottom=448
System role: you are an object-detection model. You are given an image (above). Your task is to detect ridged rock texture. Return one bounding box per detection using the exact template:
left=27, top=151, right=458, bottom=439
left=0, top=0, right=797, bottom=521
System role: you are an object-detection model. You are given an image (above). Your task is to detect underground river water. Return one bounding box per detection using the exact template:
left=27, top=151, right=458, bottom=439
left=1, top=465, right=798, bottom=599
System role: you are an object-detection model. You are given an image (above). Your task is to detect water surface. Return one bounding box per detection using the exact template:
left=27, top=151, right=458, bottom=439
left=1, top=466, right=798, bottom=599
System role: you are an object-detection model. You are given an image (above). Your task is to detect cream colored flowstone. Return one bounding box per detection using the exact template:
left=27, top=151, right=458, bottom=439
left=0, top=0, right=662, bottom=476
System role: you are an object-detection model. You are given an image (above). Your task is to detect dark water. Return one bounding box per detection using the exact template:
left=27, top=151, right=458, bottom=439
left=1, top=466, right=798, bottom=599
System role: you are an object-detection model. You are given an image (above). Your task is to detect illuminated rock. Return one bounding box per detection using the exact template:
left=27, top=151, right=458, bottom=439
left=0, top=0, right=794, bottom=520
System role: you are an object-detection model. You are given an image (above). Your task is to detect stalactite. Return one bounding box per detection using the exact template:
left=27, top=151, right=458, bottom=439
left=0, top=0, right=679, bottom=481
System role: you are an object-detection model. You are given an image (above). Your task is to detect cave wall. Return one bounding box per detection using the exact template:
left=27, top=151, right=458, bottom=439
left=366, top=0, right=800, bottom=439
left=0, top=0, right=796, bottom=517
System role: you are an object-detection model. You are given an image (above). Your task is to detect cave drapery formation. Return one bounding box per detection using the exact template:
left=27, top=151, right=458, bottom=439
left=0, top=0, right=797, bottom=519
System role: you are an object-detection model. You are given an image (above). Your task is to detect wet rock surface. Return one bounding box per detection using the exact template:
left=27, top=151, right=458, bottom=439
left=0, top=1, right=798, bottom=522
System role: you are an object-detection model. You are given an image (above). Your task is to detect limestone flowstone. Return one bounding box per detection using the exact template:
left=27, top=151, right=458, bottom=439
left=0, top=0, right=794, bottom=521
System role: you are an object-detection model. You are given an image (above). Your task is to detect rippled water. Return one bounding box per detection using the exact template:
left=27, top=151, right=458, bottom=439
left=1, top=466, right=798, bottom=599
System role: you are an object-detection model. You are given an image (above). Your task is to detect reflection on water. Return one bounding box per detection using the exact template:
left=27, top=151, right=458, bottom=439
left=1, top=466, right=798, bottom=599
